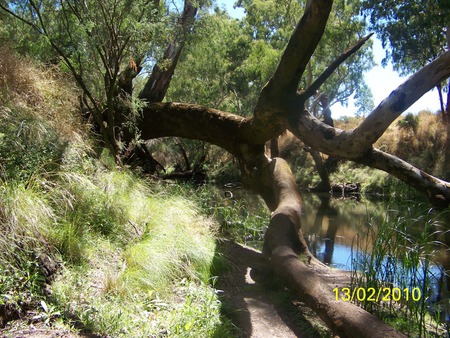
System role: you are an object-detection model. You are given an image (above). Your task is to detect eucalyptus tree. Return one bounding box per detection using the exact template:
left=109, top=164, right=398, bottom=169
left=168, top=0, right=375, bottom=188
left=135, top=0, right=450, bottom=334
left=2, top=0, right=450, bottom=336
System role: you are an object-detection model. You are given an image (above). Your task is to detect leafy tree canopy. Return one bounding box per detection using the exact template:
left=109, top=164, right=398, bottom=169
left=361, top=0, right=450, bottom=75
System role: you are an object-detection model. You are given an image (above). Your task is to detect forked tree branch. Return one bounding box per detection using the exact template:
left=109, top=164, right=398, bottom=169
left=254, top=0, right=333, bottom=115
left=289, top=50, right=450, bottom=159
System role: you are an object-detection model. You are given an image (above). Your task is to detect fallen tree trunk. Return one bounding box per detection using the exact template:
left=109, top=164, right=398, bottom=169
left=260, top=157, right=406, bottom=338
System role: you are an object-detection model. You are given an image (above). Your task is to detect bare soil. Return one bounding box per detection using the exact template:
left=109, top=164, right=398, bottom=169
left=214, top=239, right=354, bottom=338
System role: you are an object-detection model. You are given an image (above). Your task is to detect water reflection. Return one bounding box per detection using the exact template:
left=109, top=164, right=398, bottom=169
left=299, top=192, right=450, bottom=324
left=299, top=193, right=449, bottom=272
left=301, top=193, right=379, bottom=269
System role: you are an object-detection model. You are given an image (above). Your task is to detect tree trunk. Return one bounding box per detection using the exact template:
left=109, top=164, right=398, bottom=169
left=257, top=157, right=406, bottom=338
left=304, top=146, right=331, bottom=192
left=307, top=93, right=335, bottom=192
left=139, top=0, right=197, bottom=103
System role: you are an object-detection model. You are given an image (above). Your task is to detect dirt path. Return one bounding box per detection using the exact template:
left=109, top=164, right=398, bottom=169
left=215, top=240, right=353, bottom=338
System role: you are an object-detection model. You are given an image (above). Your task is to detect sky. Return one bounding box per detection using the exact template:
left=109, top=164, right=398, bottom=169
left=217, top=0, right=442, bottom=118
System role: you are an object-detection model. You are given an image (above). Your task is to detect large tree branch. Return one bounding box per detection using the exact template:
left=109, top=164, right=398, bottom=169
left=289, top=51, right=450, bottom=159
left=356, top=148, right=450, bottom=208
left=258, top=157, right=406, bottom=337
left=254, top=0, right=332, bottom=116
left=353, top=50, right=450, bottom=146
left=139, top=102, right=259, bottom=157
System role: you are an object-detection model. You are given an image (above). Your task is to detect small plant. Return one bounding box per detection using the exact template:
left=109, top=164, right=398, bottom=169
left=397, top=113, right=420, bottom=134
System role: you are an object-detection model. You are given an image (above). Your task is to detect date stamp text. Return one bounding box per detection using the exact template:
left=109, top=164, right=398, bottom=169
left=333, top=287, right=422, bottom=302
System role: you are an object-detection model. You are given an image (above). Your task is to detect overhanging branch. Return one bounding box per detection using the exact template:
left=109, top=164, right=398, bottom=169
left=353, top=51, right=450, bottom=145
left=290, top=51, right=450, bottom=159
left=254, top=0, right=333, bottom=115
left=139, top=102, right=254, bottom=156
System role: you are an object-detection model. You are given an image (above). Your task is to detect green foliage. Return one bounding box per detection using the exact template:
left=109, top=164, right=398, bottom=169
left=0, top=181, right=56, bottom=322
left=1, top=141, right=235, bottom=335
left=167, top=10, right=253, bottom=114
left=237, top=0, right=374, bottom=116
left=0, top=0, right=173, bottom=154
left=361, top=0, right=450, bottom=75
left=168, top=0, right=374, bottom=117
left=305, top=0, right=374, bottom=116
left=121, top=195, right=217, bottom=292
left=397, top=113, right=419, bottom=133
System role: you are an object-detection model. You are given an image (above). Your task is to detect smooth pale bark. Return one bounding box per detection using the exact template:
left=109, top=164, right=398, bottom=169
left=356, top=148, right=450, bottom=208
left=353, top=51, right=450, bottom=147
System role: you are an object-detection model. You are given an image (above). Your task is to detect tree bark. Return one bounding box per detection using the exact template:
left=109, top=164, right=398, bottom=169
left=139, top=0, right=197, bottom=103
left=304, top=146, right=331, bottom=192
left=288, top=51, right=450, bottom=160
left=356, top=148, right=450, bottom=208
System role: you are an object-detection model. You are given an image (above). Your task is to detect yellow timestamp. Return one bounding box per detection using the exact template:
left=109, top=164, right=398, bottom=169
left=333, top=287, right=422, bottom=302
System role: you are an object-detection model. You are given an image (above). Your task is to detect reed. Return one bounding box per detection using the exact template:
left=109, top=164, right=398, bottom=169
left=350, top=205, right=449, bottom=337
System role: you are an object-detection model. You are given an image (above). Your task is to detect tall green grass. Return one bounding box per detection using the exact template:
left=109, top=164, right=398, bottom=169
left=350, top=205, right=449, bottom=337
left=0, top=47, right=237, bottom=337
left=1, top=145, right=237, bottom=336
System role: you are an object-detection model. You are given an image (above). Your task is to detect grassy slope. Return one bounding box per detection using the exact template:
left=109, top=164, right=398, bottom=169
left=332, top=113, right=448, bottom=193
left=0, top=47, right=236, bottom=337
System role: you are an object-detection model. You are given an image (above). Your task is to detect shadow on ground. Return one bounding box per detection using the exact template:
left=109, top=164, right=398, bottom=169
left=212, top=240, right=332, bottom=338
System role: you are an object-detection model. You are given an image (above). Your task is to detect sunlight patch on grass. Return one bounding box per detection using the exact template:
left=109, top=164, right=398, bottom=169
left=122, top=196, right=217, bottom=294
